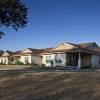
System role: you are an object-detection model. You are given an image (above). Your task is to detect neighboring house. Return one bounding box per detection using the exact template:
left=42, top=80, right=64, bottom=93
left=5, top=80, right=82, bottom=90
left=0, top=48, right=52, bottom=65
left=20, top=48, right=43, bottom=65
left=41, top=42, right=100, bottom=68
left=0, top=51, right=14, bottom=64
left=0, top=50, right=4, bottom=64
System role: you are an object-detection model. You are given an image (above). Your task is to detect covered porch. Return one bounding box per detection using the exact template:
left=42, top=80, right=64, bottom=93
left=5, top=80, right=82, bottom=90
left=66, top=52, right=92, bottom=69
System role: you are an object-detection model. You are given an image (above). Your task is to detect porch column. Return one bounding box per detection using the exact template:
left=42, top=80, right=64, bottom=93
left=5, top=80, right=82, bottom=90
left=53, top=54, right=56, bottom=67
left=66, top=53, right=67, bottom=66
left=78, top=52, right=82, bottom=69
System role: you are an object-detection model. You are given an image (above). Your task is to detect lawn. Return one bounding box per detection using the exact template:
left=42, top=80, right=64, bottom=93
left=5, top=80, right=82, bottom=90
left=0, top=71, right=100, bottom=100
left=0, top=65, right=31, bottom=70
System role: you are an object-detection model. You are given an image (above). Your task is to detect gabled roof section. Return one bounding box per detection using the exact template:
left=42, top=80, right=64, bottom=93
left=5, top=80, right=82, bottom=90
left=21, top=48, right=38, bottom=54
left=2, top=51, right=14, bottom=57
left=51, top=42, right=77, bottom=51
left=41, top=42, right=100, bottom=54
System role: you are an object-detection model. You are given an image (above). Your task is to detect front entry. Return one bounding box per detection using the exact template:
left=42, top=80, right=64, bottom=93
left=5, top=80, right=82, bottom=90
left=66, top=53, right=79, bottom=66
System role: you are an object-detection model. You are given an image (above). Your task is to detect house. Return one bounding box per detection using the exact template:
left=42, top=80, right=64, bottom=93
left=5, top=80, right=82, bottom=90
left=0, top=48, right=51, bottom=65
left=0, top=51, right=14, bottom=64
left=19, top=48, right=43, bottom=65
left=41, top=42, right=100, bottom=68
left=0, top=42, right=100, bottom=68
left=0, top=50, right=4, bottom=63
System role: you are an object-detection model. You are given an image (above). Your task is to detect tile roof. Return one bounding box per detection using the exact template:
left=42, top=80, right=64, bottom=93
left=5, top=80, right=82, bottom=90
left=39, top=48, right=53, bottom=53
left=13, top=51, right=22, bottom=55
left=1, top=50, right=14, bottom=57
left=77, top=42, right=99, bottom=49
left=6, top=51, right=15, bottom=55
left=17, top=48, right=53, bottom=57
left=77, top=42, right=100, bottom=53
left=27, top=48, right=39, bottom=52
left=49, top=47, right=99, bottom=54
left=42, top=42, right=100, bottom=54
left=31, top=48, right=53, bottom=57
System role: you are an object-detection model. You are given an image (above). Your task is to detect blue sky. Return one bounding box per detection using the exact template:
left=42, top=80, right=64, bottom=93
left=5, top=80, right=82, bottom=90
left=0, top=0, right=100, bottom=51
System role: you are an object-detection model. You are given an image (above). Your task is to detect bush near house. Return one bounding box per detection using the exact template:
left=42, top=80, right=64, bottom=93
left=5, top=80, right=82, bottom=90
left=0, top=63, right=6, bottom=65
left=31, top=63, right=39, bottom=66
left=15, top=62, right=40, bottom=66
left=15, top=61, right=24, bottom=65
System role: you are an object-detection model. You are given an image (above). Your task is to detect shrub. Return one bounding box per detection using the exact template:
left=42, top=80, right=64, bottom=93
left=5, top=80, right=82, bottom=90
left=0, top=63, right=6, bottom=65
left=15, top=61, right=24, bottom=65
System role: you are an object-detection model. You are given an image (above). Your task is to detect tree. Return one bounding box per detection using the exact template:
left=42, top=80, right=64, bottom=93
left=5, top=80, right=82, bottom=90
left=0, top=0, right=28, bottom=38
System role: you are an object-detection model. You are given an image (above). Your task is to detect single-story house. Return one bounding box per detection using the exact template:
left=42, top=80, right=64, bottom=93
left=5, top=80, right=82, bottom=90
left=0, top=51, right=14, bottom=64
left=41, top=42, right=100, bottom=69
left=19, top=48, right=43, bottom=65
left=0, top=48, right=51, bottom=65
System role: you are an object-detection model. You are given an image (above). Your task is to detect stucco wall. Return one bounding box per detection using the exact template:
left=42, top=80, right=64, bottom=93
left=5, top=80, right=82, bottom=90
left=20, top=55, right=41, bottom=65
left=42, top=54, right=55, bottom=66
left=31, top=56, right=42, bottom=65
left=20, top=55, right=32, bottom=64
left=42, top=53, right=66, bottom=67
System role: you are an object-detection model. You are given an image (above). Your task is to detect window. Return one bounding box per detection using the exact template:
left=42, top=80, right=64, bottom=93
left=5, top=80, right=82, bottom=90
left=1, top=59, right=3, bottom=63
left=4, top=59, right=7, bottom=64
left=55, top=54, right=63, bottom=63
left=46, top=56, right=52, bottom=63
left=55, top=59, right=62, bottom=63
left=25, top=57, right=29, bottom=64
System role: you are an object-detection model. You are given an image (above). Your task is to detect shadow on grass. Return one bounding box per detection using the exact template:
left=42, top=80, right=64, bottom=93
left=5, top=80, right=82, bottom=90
left=0, top=65, right=97, bottom=76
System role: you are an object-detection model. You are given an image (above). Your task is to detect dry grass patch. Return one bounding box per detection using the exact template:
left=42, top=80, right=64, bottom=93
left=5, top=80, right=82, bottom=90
left=0, top=72, right=100, bottom=100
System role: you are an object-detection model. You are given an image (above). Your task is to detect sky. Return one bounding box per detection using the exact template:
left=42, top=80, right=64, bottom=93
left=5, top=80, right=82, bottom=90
left=0, top=0, right=100, bottom=51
